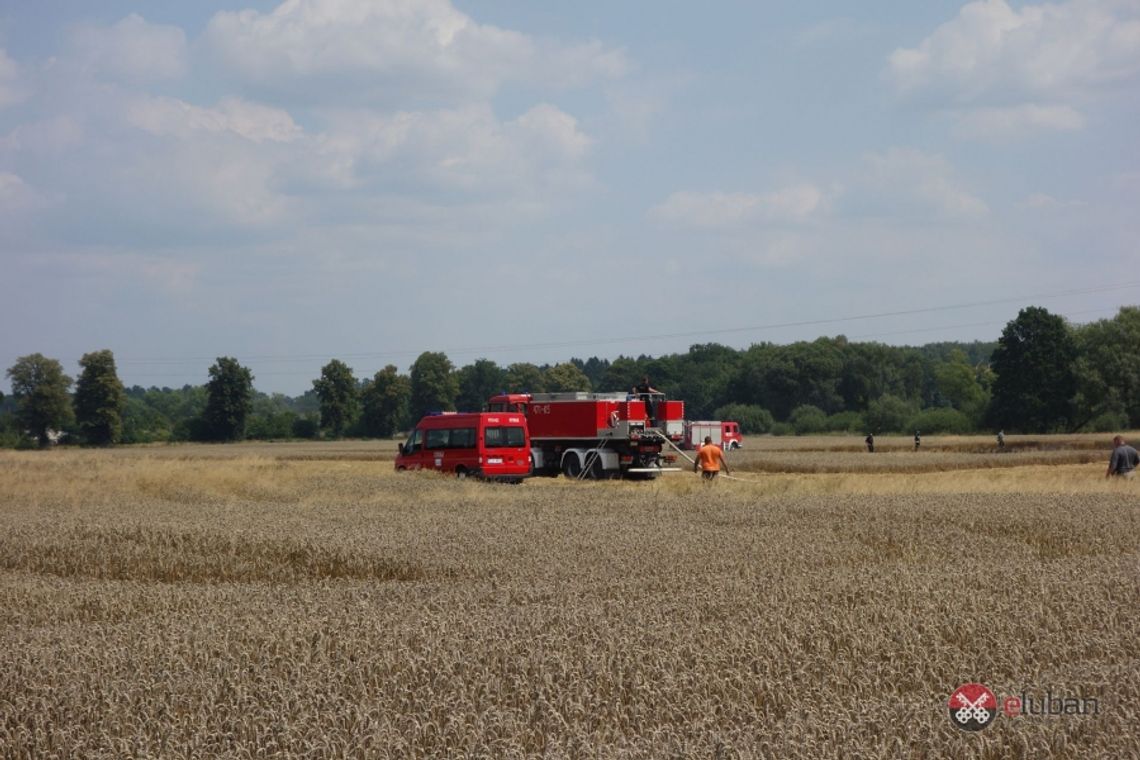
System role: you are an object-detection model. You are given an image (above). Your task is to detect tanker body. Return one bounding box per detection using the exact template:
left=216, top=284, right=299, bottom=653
left=486, top=392, right=684, bottom=479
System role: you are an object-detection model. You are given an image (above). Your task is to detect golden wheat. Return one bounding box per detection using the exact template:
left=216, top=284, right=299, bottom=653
left=0, top=441, right=1137, bottom=758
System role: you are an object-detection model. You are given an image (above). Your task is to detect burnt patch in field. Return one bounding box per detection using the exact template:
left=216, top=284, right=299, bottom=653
left=0, top=525, right=432, bottom=584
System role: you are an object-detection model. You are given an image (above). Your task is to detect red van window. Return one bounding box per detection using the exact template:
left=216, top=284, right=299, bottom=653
left=449, top=428, right=476, bottom=448
left=485, top=426, right=525, bottom=448
left=425, top=427, right=477, bottom=449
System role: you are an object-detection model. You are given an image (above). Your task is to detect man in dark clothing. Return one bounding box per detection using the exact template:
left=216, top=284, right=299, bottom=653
left=1106, top=435, right=1139, bottom=479
left=914, top=430, right=921, bottom=451
left=633, top=376, right=660, bottom=427
left=865, top=433, right=874, bottom=453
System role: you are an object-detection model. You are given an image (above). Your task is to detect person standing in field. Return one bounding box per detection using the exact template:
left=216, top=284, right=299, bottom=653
left=1106, top=435, right=1139, bottom=479
left=997, top=430, right=1005, bottom=450
left=914, top=430, right=921, bottom=451
left=694, top=436, right=729, bottom=481
left=865, top=433, right=874, bottom=453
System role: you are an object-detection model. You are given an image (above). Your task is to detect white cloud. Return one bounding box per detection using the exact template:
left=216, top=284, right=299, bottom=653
left=0, top=172, right=52, bottom=217
left=889, top=0, right=1140, bottom=101
left=862, top=148, right=988, bottom=219
left=509, top=104, right=593, bottom=162
left=0, top=48, right=29, bottom=108
left=794, top=18, right=878, bottom=49
left=123, top=143, right=294, bottom=228
left=1017, top=192, right=1088, bottom=210
left=650, top=184, right=828, bottom=228
left=68, top=14, right=187, bottom=83
left=0, top=116, right=84, bottom=157
left=952, top=103, right=1086, bottom=140
left=0, top=172, right=33, bottom=203
left=205, top=0, right=627, bottom=102
left=127, top=96, right=302, bottom=143
left=310, top=103, right=594, bottom=195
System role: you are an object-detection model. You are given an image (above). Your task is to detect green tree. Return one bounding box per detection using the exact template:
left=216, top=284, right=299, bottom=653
left=910, top=407, right=972, bottom=434
left=1072, top=306, right=1140, bottom=429
left=120, top=385, right=206, bottom=443
left=409, top=352, right=458, bottom=420
left=247, top=393, right=298, bottom=440
left=933, top=349, right=989, bottom=424
left=731, top=340, right=843, bottom=420
left=361, top=365, right=411, bottom=437
left=864, top=394, right=919, bottom=433
left=713, top=403, right=774, bottom=434
left=313, top=359, right=359, bottom=438
left=504, top=362, right=546, bottom=394
left=838, top=342, right=908, bottom=410
left=544, top=362, right=592, bottom=392
left=675, top=343, right=739, bottom=419
left=73, top=349, right=126, bottom=445
left=202, top=357, right=254, bottom=441
left=6, top=353, right=73, bottom=447
left=789, top=404, right=827, bottom=435
left=824, top=410, right=865, bottom=433
left=601, top=357, right=643, bottom=393
left=456, top=359, right=506, bottom=411
left=575, top=357, right=610, bottom=389
left=989, top=307, right=1077, bottom=432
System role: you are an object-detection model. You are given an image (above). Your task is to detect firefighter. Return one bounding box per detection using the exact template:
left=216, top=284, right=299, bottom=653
left=694, top=436, right=729, bottom=481
left=865, top=432, right=874, bottom=453
left=1106, top=435, right=1139, bottom=479
left=632, top=376, right=660, bottom=426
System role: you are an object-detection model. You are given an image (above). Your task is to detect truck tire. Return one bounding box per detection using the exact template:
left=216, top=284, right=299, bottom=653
left=562, top=453, right=582, bottom=479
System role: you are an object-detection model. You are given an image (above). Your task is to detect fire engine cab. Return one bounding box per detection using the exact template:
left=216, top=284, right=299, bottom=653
left=684, top=420, right=744, bottom=450
left=486, top=392, right=685, bottom=479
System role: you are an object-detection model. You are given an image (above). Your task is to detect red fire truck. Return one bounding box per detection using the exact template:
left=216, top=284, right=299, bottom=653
left=395, top=411, right=532, bottom=482
left=485, top=391, right=685, bottom=479
left=683, top=420, right=744, bottom=450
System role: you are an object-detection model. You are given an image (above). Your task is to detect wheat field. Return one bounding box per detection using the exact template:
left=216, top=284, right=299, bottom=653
left=1, top=436, right=1138, bottom=758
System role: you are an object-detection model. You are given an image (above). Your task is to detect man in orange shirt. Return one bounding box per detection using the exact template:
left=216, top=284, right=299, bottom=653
left=694, top=436, right=730, bottom=481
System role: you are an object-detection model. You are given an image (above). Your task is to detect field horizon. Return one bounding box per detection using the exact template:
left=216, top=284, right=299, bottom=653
left=1, top=435, right=1137, bottom=757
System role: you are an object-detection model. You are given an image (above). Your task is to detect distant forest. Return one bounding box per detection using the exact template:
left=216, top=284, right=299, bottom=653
left=2, top=305, right=1138, bottom=447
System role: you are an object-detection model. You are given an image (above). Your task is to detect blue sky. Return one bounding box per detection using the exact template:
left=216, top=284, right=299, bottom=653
left=2, top=0, right=1138, bottom=395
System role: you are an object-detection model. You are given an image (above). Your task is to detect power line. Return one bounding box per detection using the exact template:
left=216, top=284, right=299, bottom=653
left=108, top=280, right=1140, bottom=368
left=112, top=305, right=1129, bottom=379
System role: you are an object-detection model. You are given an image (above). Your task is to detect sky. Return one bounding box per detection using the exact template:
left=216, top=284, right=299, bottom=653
left=1, top=0, right=1138, bottom=396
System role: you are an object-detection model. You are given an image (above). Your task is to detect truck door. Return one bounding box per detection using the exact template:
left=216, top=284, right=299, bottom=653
left=424, top=426, right=450, bottom=471
left=399, top=428, right=426, bottom=469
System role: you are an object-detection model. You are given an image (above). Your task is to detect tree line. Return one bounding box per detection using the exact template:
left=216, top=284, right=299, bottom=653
left=2, top=305, right=1137, bottom=448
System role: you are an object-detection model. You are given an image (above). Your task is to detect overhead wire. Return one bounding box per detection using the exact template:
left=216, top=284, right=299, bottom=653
left=28, top=280, right=1138, bottom=382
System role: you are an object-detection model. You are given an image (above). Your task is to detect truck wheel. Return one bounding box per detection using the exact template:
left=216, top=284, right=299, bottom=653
left=455, top=466, right=469, bottom=479
left=562, top=454, right=582, bottom=479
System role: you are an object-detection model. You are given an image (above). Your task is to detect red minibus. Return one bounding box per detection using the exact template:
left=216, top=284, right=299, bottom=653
left=395, top=412, right=532, bottom=482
